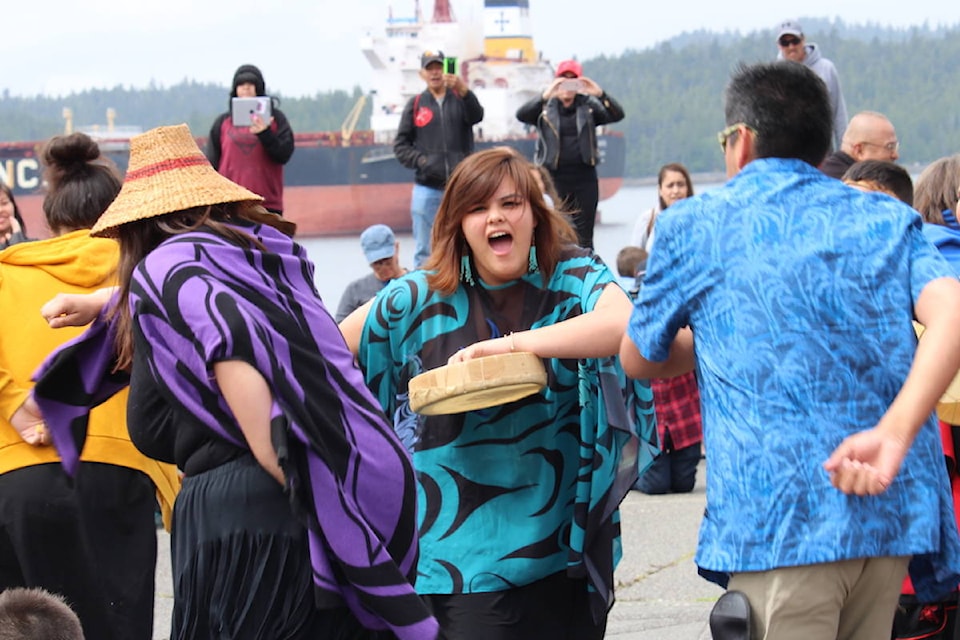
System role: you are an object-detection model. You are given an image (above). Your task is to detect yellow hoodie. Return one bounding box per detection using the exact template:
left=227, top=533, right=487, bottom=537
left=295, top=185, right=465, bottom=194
left=0, top=230, right=179, bottom=526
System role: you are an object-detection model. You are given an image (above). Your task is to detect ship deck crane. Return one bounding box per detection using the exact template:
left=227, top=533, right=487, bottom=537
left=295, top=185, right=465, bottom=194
left=340, top=95, right=368, bottom=147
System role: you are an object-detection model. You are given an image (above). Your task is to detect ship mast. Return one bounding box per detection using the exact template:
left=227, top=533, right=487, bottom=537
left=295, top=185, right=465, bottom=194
left=432, top=0, right=454, bottom=23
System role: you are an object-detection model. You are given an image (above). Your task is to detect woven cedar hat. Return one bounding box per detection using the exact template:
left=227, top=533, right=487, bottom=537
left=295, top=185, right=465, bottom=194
left=90, top=124, right=263, bottom=237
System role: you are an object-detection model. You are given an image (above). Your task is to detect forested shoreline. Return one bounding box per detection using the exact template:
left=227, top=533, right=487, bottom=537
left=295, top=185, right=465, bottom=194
left=2, top=17, right=958, bottom=177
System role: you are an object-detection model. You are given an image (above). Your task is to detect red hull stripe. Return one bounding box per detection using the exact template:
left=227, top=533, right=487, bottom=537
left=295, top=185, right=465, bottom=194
left=125, top=155, right=208, bottom=181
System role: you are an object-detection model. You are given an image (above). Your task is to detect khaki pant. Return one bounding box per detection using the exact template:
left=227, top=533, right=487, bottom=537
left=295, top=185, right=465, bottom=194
left=728, top=556, right=910, bottom=640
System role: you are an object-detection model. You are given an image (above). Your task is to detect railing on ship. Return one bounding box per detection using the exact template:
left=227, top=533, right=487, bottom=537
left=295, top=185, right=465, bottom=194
left=0, top=131, right=382, bottom=153
left=292, top=131, right=376, bottom=148
left=2, top=129, right=622, bottom=156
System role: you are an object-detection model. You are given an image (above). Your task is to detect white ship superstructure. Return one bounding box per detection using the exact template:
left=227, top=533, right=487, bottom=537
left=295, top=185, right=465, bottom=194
left=361, top=0, right=554, bottom=144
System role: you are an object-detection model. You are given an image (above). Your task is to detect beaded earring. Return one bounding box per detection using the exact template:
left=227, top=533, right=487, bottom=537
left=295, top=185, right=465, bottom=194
left=528, top=245, right=540, bottom=274
left=460, top=254, right=475, bottom=286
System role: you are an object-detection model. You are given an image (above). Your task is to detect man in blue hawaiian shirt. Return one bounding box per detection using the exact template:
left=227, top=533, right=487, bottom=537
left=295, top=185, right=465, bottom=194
left=620, top=61, right=960, bottom=640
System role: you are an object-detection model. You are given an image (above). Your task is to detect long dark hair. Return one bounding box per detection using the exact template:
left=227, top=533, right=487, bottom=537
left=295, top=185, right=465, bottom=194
left=111, top=202, right=292, bottom=369
left=657, top=163, right=695, bottom=210
left=424, top=147, right=578, bottom=296
left=1, top=182, right=27, bottom=236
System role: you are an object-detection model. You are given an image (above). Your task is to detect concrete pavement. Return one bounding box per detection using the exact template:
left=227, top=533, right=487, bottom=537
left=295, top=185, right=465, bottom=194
left=152, top=460, right=717, bottom=639
left=607, top=460, right=716, bottom=639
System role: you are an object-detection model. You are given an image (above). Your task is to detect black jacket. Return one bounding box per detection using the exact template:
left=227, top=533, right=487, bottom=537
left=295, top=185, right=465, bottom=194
left=516, top=93, right=625, bottom=170
left=393, top=89, right=484, bottom=189
left=819, top=150, right=855, bottom=180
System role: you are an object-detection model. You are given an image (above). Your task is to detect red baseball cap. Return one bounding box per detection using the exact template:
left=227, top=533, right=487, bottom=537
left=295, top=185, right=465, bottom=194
left=555, top=59, right=582, bottom=78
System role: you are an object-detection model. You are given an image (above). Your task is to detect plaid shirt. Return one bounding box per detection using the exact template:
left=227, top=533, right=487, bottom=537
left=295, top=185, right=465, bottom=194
left=651, top=370, right=702, bottom=450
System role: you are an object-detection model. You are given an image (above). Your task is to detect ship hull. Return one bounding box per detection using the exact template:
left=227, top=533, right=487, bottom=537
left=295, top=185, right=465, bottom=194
left=4, top=133, right=625, bottom=238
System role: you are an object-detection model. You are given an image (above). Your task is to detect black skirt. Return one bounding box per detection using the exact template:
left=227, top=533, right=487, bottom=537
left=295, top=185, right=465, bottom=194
left=170, top=455, right=385, bottom=640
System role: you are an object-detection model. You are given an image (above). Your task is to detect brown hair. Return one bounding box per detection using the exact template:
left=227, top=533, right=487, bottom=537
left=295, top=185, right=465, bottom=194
left=913, top=155, right=960, bottom=225
left=532, top=164, right=563, bottom=210
left=616, top=246, right=648, bottom=278
left=41, top=132, right=122, bottom=234
left=111, top=202, right=292, bottom=369
left=423, top=147, right=578, bottom=295
left=0, top=587, right=83, bottom=640
left=657, top=162, right=694, bottom=210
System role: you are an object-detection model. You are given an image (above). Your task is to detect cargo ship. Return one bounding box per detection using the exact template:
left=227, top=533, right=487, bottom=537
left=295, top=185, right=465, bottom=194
left=1, top=0, right=624, bottom=238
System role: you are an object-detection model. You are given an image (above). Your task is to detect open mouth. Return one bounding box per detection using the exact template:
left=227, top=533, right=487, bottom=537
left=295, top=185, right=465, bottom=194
left=488, top=231, right=513, bottom=255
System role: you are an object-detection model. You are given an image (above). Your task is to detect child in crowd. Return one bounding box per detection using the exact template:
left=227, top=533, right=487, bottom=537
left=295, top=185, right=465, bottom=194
left=0, top=587, right=84, bottom=640
left=616, top=245, right=648, bottom=298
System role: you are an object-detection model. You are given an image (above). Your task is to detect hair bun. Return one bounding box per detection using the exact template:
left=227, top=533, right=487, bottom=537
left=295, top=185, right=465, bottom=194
left=42, top=132, right=103, bottom=191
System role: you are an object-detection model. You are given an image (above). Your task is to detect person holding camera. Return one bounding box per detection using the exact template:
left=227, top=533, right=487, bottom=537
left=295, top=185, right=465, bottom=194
left=205, top=64, right=295, bottom=215
left=516, top=59, right=625, bottom=250
left=394, top=50, right=484, bottom=268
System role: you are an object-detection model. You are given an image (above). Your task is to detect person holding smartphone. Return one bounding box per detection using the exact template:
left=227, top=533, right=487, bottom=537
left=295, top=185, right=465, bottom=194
left=394, top=50, right=484, bottom=268
left=205, top=64, right=295, bottom=215
left=516, top=59, right=625, bottom=250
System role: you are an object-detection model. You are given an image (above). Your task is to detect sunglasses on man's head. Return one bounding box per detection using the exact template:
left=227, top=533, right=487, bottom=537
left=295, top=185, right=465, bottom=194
left=717, top=123, right=758, bottom=152
left=779, top=36, right=801, bottom=47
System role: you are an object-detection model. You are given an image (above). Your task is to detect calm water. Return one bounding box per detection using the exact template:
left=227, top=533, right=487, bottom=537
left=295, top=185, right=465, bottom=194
left=300, top=183, right=723, bottom=309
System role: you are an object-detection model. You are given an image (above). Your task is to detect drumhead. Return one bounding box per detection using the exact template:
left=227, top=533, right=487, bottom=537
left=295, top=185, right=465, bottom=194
left=914, top=322, right=960, bottom=422
left=408, top=352, right=548, bottom=416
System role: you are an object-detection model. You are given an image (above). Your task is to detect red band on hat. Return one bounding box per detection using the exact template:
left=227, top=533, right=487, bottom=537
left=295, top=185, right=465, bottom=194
left=125, top=154, right=209, bottom=181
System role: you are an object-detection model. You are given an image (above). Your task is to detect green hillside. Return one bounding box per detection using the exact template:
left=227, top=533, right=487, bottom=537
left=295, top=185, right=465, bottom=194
left=2, top=17, right=958, bottom=177
left=584, top=19, right=960, bottom=176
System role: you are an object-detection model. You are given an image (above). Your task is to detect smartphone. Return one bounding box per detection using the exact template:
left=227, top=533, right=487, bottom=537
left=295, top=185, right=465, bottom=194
left=559, top=79, right=582, bottom=92
left=443, top=57, right=458, bottom=75
left=231, top=97, right=271, bottom=127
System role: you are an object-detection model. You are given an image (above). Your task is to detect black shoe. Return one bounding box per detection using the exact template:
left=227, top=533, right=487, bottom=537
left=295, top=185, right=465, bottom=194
left=709, top=590, right=752, bottom=640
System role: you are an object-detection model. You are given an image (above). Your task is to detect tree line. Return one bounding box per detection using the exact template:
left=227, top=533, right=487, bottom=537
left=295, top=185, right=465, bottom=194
left=2, top=17, right=958, bottom=178
left=585, top=18, right=960, bottom=176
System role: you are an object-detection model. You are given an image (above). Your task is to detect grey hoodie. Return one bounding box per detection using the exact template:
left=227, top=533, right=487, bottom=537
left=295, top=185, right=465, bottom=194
left=778, top=43, right=848, bottom=149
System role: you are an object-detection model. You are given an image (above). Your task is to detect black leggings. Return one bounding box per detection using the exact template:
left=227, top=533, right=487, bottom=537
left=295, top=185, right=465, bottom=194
left=553, top=170, right=600, bottom=250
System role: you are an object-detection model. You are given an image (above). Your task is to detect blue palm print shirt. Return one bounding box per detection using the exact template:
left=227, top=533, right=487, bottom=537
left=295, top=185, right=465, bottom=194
left=628, top=158, right=960, bottom=600
left=357, top=247, right=658, bottom=619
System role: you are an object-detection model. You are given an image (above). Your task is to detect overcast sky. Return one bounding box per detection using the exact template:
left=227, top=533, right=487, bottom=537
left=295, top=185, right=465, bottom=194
left=3, top=0, right=957, bottom=98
